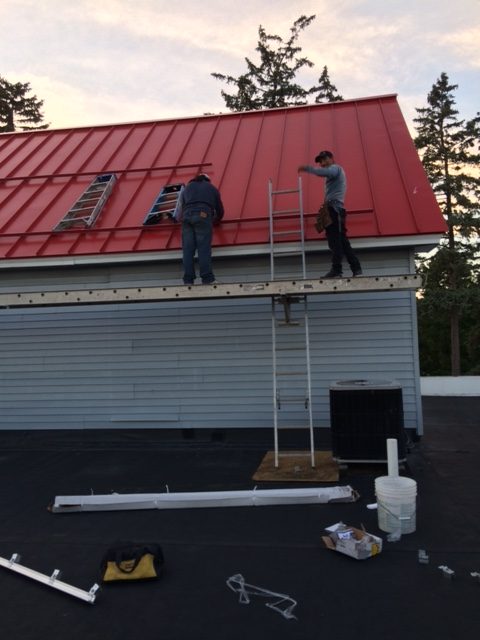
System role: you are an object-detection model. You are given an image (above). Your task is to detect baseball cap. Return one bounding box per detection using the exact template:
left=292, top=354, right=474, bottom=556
left=314, top=150, right=333, bottom=162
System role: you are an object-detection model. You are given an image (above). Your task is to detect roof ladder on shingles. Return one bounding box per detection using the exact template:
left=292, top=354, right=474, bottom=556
left=54, top=173, right=117, bottom=231
left=268, top=177, right=315, bottom=469
left=143, top=183, right=184, bottom=225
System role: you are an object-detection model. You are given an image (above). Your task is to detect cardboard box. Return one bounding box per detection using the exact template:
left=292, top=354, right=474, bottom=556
left=322, top=522, right=382, bottom=560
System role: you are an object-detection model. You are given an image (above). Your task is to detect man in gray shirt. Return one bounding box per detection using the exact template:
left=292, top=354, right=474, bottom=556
left=298, top=150, right=362, bottom=278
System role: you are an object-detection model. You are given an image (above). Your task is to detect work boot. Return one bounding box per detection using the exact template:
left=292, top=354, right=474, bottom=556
left=351, top=267, right=363, bottom=277
left=322, top=268, right=342, bottom=279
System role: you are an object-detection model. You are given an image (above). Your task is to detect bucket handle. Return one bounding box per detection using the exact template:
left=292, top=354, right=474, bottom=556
left=377, top=499, right=416, bottom=523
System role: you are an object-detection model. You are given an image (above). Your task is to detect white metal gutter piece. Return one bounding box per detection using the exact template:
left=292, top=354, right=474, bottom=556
left=0, top=554, right=99, bottom=603
left=51, top=485, right=358, bottom=513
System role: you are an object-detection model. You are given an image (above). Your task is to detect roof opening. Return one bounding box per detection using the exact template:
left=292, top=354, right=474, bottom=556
left=143, top=183, right=184, bottom=225
left=54, top=173, right=117, bottom=231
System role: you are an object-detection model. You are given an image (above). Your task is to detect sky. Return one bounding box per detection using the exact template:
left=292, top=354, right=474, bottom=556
left=1, top=0, right=479, bottom=134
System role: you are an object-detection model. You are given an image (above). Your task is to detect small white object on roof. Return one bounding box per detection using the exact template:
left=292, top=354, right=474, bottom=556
left=438, top=565, right=455, bottom=579
left=51, top=485, right=358, bottom=513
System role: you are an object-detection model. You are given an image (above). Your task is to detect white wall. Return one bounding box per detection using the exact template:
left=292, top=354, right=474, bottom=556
left=421, top=377, right=480, bottom=396
left=0, top=250, right=424, bottom=431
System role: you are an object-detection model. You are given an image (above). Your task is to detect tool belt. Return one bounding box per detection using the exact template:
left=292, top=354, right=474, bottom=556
left=314, top=203, right=333, bottom=233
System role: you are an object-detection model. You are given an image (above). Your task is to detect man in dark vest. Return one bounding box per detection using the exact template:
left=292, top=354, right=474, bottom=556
left=299, top=150, right=362, bottom=278
left=176, top=173, right=224, bottom=285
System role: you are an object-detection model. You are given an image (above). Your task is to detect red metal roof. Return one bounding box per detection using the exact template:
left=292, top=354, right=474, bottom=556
left=0, top=96, right=446, bottom=261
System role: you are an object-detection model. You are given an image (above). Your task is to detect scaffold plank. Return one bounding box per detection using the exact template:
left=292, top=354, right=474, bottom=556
left=0, top=274, right=420, bottom=309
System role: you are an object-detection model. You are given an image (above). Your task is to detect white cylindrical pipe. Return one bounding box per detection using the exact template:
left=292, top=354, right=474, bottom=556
left=387, top=438, right=399, bottom=477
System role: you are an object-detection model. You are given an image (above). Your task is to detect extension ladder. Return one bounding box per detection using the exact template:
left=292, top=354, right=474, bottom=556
left=268, top=177, right=315, bottom=468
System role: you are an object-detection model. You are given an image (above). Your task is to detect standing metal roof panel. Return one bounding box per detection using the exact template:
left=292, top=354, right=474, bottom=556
left=0, top=96, right=446, bottom=261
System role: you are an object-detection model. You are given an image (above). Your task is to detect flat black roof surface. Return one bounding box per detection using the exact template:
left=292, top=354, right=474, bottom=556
left=0, top=397, right=479, bottom=640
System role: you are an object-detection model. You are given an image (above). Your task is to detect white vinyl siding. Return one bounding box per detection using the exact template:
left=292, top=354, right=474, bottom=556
left=0, top=249, right=423, bottom=432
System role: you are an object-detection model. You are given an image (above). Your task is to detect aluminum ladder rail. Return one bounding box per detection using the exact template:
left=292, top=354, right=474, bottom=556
left=268, top=177, right=315, bottom=468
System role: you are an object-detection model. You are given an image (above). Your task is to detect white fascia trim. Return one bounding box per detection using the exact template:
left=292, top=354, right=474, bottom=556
left=0, top=234, right=443, bottom=269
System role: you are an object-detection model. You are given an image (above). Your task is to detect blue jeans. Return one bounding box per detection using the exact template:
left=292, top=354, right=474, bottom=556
left=181, top=209, right=215, bottom=284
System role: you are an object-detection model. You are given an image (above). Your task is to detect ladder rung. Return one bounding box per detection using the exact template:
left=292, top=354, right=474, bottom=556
left=272, top=188, right=300, bottom=195
left=272, top=231, right=301, bottom=237
left=272, top=209, right=301, bottom=216
left=276, top=371, right=307, bottom=376
left=61, top=213, right=89, bottom=221
left=85, top=187, right=106, bottom=195
left=77, top=195, right=101, bottom=203
left=86, top=183, right=106, bottom=190
left=275, top=425, right=312, bottom=431
left=153, top=206, right=175, bottom=212
left=69, top=205, right=96, bottom=213
left=277, top=451, right=313, bottom=457
left=57, top=220, right=87, bottom=229
left=271, top=249, right=304, bottom=256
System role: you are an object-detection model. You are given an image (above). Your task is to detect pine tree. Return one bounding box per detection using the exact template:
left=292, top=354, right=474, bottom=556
left=414, top=73, right=480, bottom=375
left=212, top=15, right=342, bottom=111
left=0, top=76, right=48, bottom=132
left=310, top=66, right=343, bottom=103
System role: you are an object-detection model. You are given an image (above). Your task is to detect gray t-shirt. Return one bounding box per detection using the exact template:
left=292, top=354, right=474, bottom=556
left=303, top=164, right=346, bottom=205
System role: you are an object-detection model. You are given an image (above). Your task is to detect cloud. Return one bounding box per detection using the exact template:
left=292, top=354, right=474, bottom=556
left=73, top=0, right=266, bottom=59
left=439, top=27, right=480, bottom=68
left=1, top=0, right=477, bottom=131
left=26, top=74, right=223, bottom=129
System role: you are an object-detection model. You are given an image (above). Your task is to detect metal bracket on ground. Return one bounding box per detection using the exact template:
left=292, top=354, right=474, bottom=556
left=438, top=565, right=455, bottom=579
left=226, top=573, right=297, bottom=620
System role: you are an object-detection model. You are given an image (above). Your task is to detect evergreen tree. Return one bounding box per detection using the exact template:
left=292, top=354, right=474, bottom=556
left=212, top=15, right=342, bottom=111
left=0, top=75, right=48, bottom=132
left=414, top=73, right=480, bottom=375
left=310, top=65, right=343, bottom=103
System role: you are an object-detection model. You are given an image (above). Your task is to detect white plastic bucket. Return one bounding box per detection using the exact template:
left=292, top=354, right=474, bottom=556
left=375, top=476, right=417, bottom=534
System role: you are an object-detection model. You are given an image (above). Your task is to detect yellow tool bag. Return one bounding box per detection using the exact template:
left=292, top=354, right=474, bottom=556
left=101, top=542, right=164, bottom=582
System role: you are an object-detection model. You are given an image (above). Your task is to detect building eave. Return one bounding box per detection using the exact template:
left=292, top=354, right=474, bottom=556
left=0, top=234, right=443, bottom=270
